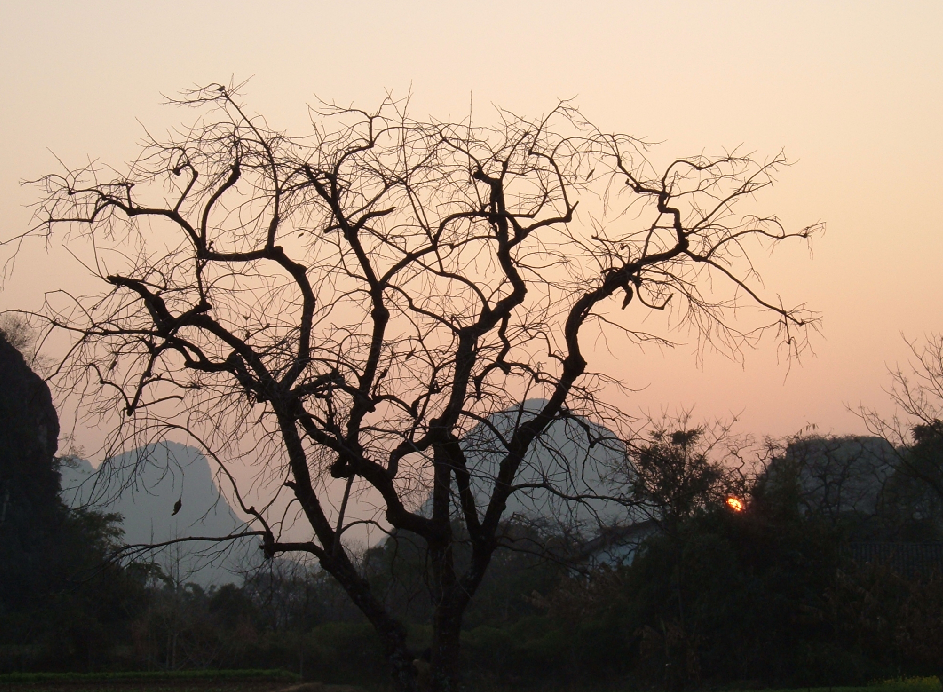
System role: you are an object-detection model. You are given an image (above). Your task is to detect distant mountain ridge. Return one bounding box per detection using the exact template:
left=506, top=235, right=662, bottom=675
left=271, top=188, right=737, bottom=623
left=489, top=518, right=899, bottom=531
left=59, top=441, right=257, bottom=585
left=430, top=399, right=638, bottom=531
left=58, top=401, right=635, bottom=584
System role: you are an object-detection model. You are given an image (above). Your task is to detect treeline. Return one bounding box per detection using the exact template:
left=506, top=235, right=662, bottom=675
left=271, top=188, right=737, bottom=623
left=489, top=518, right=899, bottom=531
left=3, top=322, right=943, bottom=689
left=4, top=431, right=942, bottom=689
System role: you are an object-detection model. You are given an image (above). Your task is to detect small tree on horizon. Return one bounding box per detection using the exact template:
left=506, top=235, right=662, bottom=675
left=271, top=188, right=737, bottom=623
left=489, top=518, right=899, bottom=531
left=859, top=334, right=943, bottom=540
left=12, top=83, right=819, bottom=691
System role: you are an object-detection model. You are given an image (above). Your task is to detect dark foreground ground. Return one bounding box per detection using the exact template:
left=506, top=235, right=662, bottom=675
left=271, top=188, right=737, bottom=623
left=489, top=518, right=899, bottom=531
left=0, top=683, right=367, bottom=692
left=0, top=674, right=938, bottom=692
left=1, top=683, right=283, bottom=692
left=0, top=672, right=366, bottom=692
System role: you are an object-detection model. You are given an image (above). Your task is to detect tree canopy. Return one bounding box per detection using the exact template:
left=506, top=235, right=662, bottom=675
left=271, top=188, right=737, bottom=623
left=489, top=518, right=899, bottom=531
left=20, top=84, right=819, bottom=691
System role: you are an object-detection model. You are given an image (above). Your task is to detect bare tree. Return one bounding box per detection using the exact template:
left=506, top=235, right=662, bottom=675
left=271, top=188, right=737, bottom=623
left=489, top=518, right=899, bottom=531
left=0, top=313, right=53, bottom=373
left=17, top=83, right=818, bottom=691
left=778, top=434, right=896, bottom=527
left=860, top=335, right=943, bottom=520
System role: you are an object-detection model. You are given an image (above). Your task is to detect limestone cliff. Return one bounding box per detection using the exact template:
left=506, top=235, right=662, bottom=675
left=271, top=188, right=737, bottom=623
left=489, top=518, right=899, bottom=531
left=0, top=332, right=60, bottom=532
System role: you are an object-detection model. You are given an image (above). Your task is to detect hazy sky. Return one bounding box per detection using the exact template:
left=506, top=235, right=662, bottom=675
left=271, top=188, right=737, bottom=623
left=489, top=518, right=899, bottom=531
left=2, top=1, right=942, bottom=445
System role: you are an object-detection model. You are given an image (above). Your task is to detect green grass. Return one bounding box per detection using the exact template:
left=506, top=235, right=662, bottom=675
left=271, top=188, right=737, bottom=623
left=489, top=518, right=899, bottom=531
left=0, top=669, right=301, bottom=685
left=754, top=678, right=942, bottom=692
left=875, top=681, right=942, bottom=692
left=462, top=677, right=943, bottom=692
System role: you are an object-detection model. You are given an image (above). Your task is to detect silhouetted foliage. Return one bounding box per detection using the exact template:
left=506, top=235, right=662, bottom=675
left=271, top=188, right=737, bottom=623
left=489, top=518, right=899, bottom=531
left=0, top=328, right=152, bottom=673
left=861, top=335, right=943, bottom=516
left=621, top=422, right=749, bottom=533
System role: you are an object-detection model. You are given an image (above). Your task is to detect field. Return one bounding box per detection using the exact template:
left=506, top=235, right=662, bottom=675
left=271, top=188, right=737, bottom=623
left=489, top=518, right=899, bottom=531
left=729, top=681, right=942, bottom=692
left=0, top=672, right=937, bottom=692
left=0, top=671, right=307, bottom=692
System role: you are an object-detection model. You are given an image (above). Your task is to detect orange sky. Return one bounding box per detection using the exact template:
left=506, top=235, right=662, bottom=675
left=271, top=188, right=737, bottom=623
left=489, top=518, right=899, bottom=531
left=2, top=1, right=942, bottom=448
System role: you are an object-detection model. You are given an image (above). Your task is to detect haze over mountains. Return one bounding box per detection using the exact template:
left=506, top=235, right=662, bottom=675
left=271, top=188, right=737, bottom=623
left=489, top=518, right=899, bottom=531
left=59, top=441, right=257, bottom=586
left=54, top=402, right=911, bottom=590
left=55, top=400, right=636, bottom=586
left=425, top=399, right=639, bottom=533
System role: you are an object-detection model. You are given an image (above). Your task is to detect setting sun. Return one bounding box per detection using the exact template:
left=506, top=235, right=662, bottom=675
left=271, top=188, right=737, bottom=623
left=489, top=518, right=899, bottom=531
left=726, top=497, right=744, bottom=512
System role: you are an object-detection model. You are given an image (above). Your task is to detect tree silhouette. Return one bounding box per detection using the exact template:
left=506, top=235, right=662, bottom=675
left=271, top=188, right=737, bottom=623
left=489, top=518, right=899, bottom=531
left=619, top=419, right=749, bottom=534
left=20, top=83, right=818, bottom=690
left=860, top=335, right=943, bottom=524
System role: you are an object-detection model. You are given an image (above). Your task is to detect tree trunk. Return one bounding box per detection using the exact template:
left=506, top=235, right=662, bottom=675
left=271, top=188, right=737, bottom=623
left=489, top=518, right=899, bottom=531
left=427, top=541, right=493, bottom=692
left=430, top=600, right=464, bottom=692
left=323, top=556, right=418, bottom=691
left=276, top=412, right=419, bottom=690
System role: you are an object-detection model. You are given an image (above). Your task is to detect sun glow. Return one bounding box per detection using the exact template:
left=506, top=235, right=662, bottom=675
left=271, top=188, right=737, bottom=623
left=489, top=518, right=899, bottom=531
left=726, top=497, right=744, bottom=512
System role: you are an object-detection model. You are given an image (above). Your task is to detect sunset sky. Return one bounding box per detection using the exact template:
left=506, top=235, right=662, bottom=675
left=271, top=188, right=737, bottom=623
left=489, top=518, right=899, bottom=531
left=2, top=1, right=942, bottom=448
